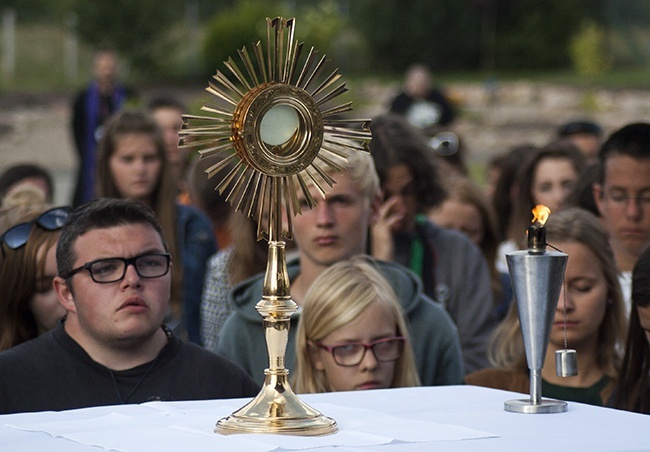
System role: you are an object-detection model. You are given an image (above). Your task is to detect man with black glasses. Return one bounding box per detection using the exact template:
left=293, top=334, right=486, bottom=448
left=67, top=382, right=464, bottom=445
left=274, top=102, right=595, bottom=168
left=0, top=198, right=258, bottom=414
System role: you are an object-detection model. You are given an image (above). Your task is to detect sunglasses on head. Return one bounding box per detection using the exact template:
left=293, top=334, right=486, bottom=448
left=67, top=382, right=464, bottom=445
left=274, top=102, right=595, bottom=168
left=0, top=206, right=71, bottom=257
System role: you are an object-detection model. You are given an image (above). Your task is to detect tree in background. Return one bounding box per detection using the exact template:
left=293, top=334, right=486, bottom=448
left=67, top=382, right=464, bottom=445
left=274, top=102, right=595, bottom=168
left=3, top=0, right=648, bottom=86
left=202, top=1, right=283, bottom=79
left=351, top=0, right=605, bottom=75
left=569, top=20, right=611, bottom=77
left=492, top=0, right=601, bottom=71
left=67, top=0, right=234, bottom=78
left=350, top=0, right=483, bottom=74
left=202, top=0, right=346, bottom=79
left=70, top=0, right=181, bottom=74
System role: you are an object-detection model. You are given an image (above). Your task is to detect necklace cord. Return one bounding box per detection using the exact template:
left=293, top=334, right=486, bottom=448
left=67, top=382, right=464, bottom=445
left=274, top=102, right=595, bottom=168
left=108, top=326, right=170, bottom=404
left=547, top=242, right=569, bottom=350
left=562, top=280, right=568, bottom=350
left=109, top=355, right=160, bottom=404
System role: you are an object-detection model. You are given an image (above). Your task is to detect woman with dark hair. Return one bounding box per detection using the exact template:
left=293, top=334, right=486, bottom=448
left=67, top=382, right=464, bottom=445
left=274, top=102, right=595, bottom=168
left=497, top=140, right=586, bottom=273
left=368, top=113, right=496, bottom=374
left=510, top=140, right=587, bottom=244
left=491, top=144, right=537, bottom=242
left=428, top=175, right=512, bottom=320
left=95, top=109, right=217, bottom=344
left=610, top=246, right=650, bottom=414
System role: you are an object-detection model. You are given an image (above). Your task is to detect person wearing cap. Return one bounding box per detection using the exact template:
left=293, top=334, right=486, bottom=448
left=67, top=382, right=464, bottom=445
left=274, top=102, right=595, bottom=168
left=558, top=120, right=603, bottom=163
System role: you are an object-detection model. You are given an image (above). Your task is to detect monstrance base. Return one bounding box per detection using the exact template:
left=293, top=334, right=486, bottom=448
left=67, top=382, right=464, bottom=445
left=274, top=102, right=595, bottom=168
left=215, top=369, right=337, bottom=436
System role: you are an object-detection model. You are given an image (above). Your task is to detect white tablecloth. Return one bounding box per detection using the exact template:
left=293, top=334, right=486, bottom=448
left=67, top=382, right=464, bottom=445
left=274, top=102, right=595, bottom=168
left=0, top=385, right=648, bottom=451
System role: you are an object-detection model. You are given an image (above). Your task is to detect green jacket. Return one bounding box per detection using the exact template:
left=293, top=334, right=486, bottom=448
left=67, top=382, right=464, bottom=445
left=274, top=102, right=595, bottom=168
left=216, top=258, right=464, bottom=386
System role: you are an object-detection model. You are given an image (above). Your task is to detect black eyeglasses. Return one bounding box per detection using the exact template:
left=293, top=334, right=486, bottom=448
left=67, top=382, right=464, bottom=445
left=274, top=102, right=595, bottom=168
left=61, top=253, right=171, bottom=283
left=315, top=336, right=406, bottom=367
left=0, top=206, right=71, bottom=257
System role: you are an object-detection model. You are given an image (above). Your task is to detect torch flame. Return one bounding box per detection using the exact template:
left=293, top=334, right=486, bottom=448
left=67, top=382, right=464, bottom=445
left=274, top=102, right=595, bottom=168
left=531, top=205, right=551, bottom=225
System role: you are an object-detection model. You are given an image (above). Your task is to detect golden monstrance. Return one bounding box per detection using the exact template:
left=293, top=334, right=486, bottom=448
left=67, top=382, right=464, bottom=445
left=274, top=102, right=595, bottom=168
left=180, top=17, right=371, bottom=435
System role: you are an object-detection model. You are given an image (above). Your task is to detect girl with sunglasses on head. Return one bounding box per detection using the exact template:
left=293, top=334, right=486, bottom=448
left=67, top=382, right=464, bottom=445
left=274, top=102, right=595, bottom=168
left=610, top=246, right=650, bottom=414
left=0, top=205, right=70, bottom=350
left=293, top=256, right=420, bottom=393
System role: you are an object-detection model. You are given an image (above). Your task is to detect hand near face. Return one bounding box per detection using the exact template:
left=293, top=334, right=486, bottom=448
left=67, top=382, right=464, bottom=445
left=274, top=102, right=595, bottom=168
left=370, top=196, right=404, bottom=261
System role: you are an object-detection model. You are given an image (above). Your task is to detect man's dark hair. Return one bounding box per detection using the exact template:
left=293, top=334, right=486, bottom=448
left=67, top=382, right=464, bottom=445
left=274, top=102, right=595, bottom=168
left=146, top=96, right=186, bottom=113
left=565, top=162, right=601, bottom=217
left=598, top=122, right=650, bottom=183
left=56, top=198, right=167, bottom=277
left=0, top=163, right=54, bottom=202
left=558, top=120, right=602, bottom=138
left=369, top=114, right=446, bottom=209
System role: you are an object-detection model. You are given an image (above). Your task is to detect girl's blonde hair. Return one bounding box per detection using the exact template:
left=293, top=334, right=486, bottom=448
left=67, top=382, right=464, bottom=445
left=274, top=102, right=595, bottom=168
left=293, top=255, right=420, bottom=393
left=490, top=208, right=626, bottom=377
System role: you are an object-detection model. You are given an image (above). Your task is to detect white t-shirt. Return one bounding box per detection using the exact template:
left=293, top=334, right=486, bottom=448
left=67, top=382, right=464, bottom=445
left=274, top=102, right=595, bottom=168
left=496, top=239, right=518, bottom=274
left=618, top=271, right=632, bottom=317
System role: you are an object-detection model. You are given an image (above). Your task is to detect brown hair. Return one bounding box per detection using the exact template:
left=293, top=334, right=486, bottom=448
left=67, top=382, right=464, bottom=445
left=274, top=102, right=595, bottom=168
left=510, top=140, right=586, bottom=248
left=490, top=208, right=626, bottom=378
left=438, top=175, right=504, bottom=306
left=0, top=211, right=61, bottom=350
left=227, top=212, right=267, bottom=285
left=611, top=246, right=650, bottom=414
left=95, top=109, right=182, bottom=314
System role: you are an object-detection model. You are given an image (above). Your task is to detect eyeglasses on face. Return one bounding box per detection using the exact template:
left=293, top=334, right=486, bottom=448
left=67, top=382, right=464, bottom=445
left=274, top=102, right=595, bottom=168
left=0, top=206, right=71, bottom=257
left=315, top=336, right=406, bottom=367
left=61, top=253, right=171, bottom=283
left=604, top=190, right=650, bottom=208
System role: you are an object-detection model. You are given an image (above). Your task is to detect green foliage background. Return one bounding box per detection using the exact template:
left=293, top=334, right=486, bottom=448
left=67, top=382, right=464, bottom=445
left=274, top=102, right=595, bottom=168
left=1, top=0, right=649, bottom=89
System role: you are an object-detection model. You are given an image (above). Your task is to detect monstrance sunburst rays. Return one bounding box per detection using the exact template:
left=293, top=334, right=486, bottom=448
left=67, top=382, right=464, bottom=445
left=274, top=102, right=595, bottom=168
left=182, top=16, right=369, bottom=436
left=180, top=17, right=371, bottom=243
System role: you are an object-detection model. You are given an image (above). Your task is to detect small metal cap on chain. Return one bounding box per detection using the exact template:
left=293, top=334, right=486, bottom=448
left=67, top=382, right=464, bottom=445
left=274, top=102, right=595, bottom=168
left=556, top=349, right=578, bottom=377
